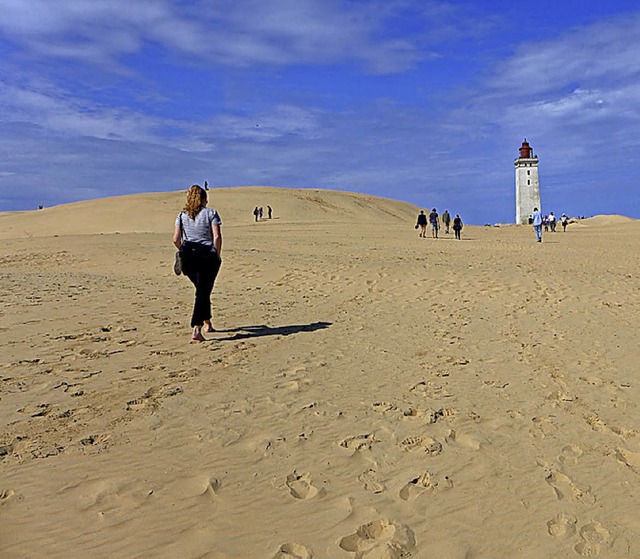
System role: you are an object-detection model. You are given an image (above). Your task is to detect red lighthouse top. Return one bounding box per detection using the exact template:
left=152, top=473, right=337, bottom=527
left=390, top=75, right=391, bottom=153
left=519, top=140, right=533, bottom=158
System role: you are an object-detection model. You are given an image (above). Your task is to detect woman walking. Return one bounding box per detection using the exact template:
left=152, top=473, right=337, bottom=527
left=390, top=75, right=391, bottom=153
left=173, top=185, right=223, bottom=342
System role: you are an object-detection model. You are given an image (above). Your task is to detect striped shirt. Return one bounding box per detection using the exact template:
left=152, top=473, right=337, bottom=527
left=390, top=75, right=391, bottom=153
left=176, top=208, right=222, bottom=248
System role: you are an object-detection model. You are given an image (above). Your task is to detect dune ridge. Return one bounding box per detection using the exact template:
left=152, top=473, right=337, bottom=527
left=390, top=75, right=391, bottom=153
left=0, top=187, right=418, bottom=239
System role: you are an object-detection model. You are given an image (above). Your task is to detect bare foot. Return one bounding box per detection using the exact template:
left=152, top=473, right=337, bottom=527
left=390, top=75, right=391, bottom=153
left=192, top=327, right=206, bottom=342
left=203, top=322, right=215, bottom=333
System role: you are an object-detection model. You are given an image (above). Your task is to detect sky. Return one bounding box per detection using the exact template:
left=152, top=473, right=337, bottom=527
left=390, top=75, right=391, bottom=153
left=1, top=0, right=640, bottom=224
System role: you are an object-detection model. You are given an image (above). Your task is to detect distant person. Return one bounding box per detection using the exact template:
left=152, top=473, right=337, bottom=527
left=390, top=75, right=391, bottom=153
left=173, top=185, right=222, bottom=342
left=442, top=209, right=451, bottom=234
left=267, top=205, right=273, bottom=219
left=258, top=207, right=264, bottom=219
left=204, top=180, right=209, bottom=190
left=429, top=208, right=440, bottom=238
left=561, top=213, right=569, bottom=232
left=452, top=214, right=463, bottom=240
left=253, top=206, right=259, bottom=222
left=416, top=210, right=428, bottom=237
left=532, top=207, right=543, bottom=242
left=543, top=214, right=550, bottom=232
left=549, top=212, right=557, bottom=232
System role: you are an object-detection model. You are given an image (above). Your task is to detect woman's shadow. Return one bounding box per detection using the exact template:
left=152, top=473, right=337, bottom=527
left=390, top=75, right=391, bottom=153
left=213, top=321, right=332, bottom=341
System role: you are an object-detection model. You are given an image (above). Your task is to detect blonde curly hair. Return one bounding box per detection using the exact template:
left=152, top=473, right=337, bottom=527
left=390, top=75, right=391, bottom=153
left=183, top=185, right=207, bottom=219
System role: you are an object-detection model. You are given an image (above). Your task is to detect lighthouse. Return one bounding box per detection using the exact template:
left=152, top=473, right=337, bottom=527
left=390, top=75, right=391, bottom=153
left=514, top=139, right=540, bottom=225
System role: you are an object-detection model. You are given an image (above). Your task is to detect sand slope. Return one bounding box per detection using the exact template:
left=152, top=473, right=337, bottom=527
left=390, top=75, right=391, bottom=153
left=1, top=187, right=639, bottom=558
left=0, top=187, right=416, bottom=238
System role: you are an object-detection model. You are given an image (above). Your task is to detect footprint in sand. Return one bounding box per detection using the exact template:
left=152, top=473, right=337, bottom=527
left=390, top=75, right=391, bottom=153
left=529, top=416, right=558, bottom=439
left=585, top=414, right=607, bottom=432
left=399, top=436, right=442, bottom=455
left=403, top=407, right=455, bottom=423
left=610, top=425, right=638, bottom=439
left=546, top=513, right=577, bottom=538
left=574, top=521, right=611, bottom=556
left=126, top=398, right=148, bottom=411
left=340, top=434, right=379, bottom=453
left=557, top=444, right=583, bottom=466
left=272, top=542, right=313, bottom=559
left=357, top=469, right=385, bottom=494
left=286, top=471, right=319, bottom=500
left=371, top=402, right=397, bottom=413
left=339, top=518, right=416, bottom=558
left=202, top=477, right=221, bottom=499
left=0, top=444, right=14, bottom=460
left=399, top=471, right=453, bottom=501
left=18, top=403, right=51, bottom=417
left=445, top=429, right=480, bottom=451
left=615, top=448, right=640, bottom=474
left=0, top=489, right=16, bottom=504
left=545, top=470, right=594, bottom=504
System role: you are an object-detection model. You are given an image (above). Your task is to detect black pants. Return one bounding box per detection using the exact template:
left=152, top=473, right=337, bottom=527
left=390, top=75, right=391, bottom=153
left=184, top=253, right=221, bottom=327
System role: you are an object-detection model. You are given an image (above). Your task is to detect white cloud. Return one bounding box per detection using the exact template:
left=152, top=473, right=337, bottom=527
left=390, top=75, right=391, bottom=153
left=0, top=0, right=453, bottom=73
left=492, top=12, right=640, bottom=96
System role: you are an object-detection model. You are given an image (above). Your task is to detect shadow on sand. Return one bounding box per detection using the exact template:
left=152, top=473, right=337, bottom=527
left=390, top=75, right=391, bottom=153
left=213, top=321, right=332, bottom=341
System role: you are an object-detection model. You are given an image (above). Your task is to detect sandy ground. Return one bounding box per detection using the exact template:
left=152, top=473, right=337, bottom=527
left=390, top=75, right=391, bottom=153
left=1, top=187, right=639, bottom=558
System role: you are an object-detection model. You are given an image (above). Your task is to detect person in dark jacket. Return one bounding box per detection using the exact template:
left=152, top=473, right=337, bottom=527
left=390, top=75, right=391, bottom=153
left=416, top=210, right=428, bottom=237
left=452, top=214, right=463, bottom=240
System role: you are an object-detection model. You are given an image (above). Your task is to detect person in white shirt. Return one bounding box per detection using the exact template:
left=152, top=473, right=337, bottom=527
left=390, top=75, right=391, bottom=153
left=173, top=185, right=223, bottom=342
left=531, top=207, right=543, bottom=242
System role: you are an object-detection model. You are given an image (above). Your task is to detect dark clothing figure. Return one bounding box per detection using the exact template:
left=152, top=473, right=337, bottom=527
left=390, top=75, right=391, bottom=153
left=453, top=214, right=463, bottom=240
left=183, top=251, right=221, bottom=327
left=429, top=209, right=439, bottom=238
left=258, top=207, right=263, bottom=219
left=267, top=205, right=272, bottom=219
left=442, top=210, right=451, bottom=234
left=253, top=206, right=259, bottom=221
left=416, top=210, right=428, bottom=237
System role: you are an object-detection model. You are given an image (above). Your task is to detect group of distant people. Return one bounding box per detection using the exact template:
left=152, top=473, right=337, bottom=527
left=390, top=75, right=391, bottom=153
left=531, top=208, right=569, bottom=242
left=416, top=208, right=463, bottom=240
left=253, top=205, right=273, bottom=221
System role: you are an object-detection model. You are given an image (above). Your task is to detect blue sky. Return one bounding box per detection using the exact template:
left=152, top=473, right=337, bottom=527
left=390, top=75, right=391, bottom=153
left=1, top=0, right=640, bottom=224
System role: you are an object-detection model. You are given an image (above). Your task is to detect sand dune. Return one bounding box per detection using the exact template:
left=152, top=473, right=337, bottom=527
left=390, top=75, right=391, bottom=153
left=579, top=214, right=637, bottom=227
left=1, top=187, right=639, bottom=558
left=0, top=187, right=416, bottom=238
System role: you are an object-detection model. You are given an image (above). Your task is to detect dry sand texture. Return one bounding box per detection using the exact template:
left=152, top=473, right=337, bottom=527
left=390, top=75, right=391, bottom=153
left=1, top=187, right=639, bottom=558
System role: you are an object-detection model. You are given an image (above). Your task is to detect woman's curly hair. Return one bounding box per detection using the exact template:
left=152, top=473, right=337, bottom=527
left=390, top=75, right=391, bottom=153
left=183, top=185, right=207, bottom=219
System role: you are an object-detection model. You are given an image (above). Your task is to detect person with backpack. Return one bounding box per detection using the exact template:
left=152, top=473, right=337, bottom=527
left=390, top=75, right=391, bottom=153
left=429, top=208, right=440, bottom=238
left=173, top=185, right=223, bottom=342
left=452, top=214, right=463, bottom=240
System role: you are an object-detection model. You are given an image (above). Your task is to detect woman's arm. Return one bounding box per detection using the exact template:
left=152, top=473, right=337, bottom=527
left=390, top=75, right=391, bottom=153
left=212, top=223, right=222, bottom=255
left=173, top=225, right=182, bottom=250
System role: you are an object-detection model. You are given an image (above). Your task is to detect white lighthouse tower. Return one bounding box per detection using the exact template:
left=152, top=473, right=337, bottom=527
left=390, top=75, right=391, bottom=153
left=514, top=139, right=540, bottom=224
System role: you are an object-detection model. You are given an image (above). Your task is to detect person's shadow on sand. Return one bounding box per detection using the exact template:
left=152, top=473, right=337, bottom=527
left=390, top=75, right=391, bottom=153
left=213, top=321, right=332, bottom=341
